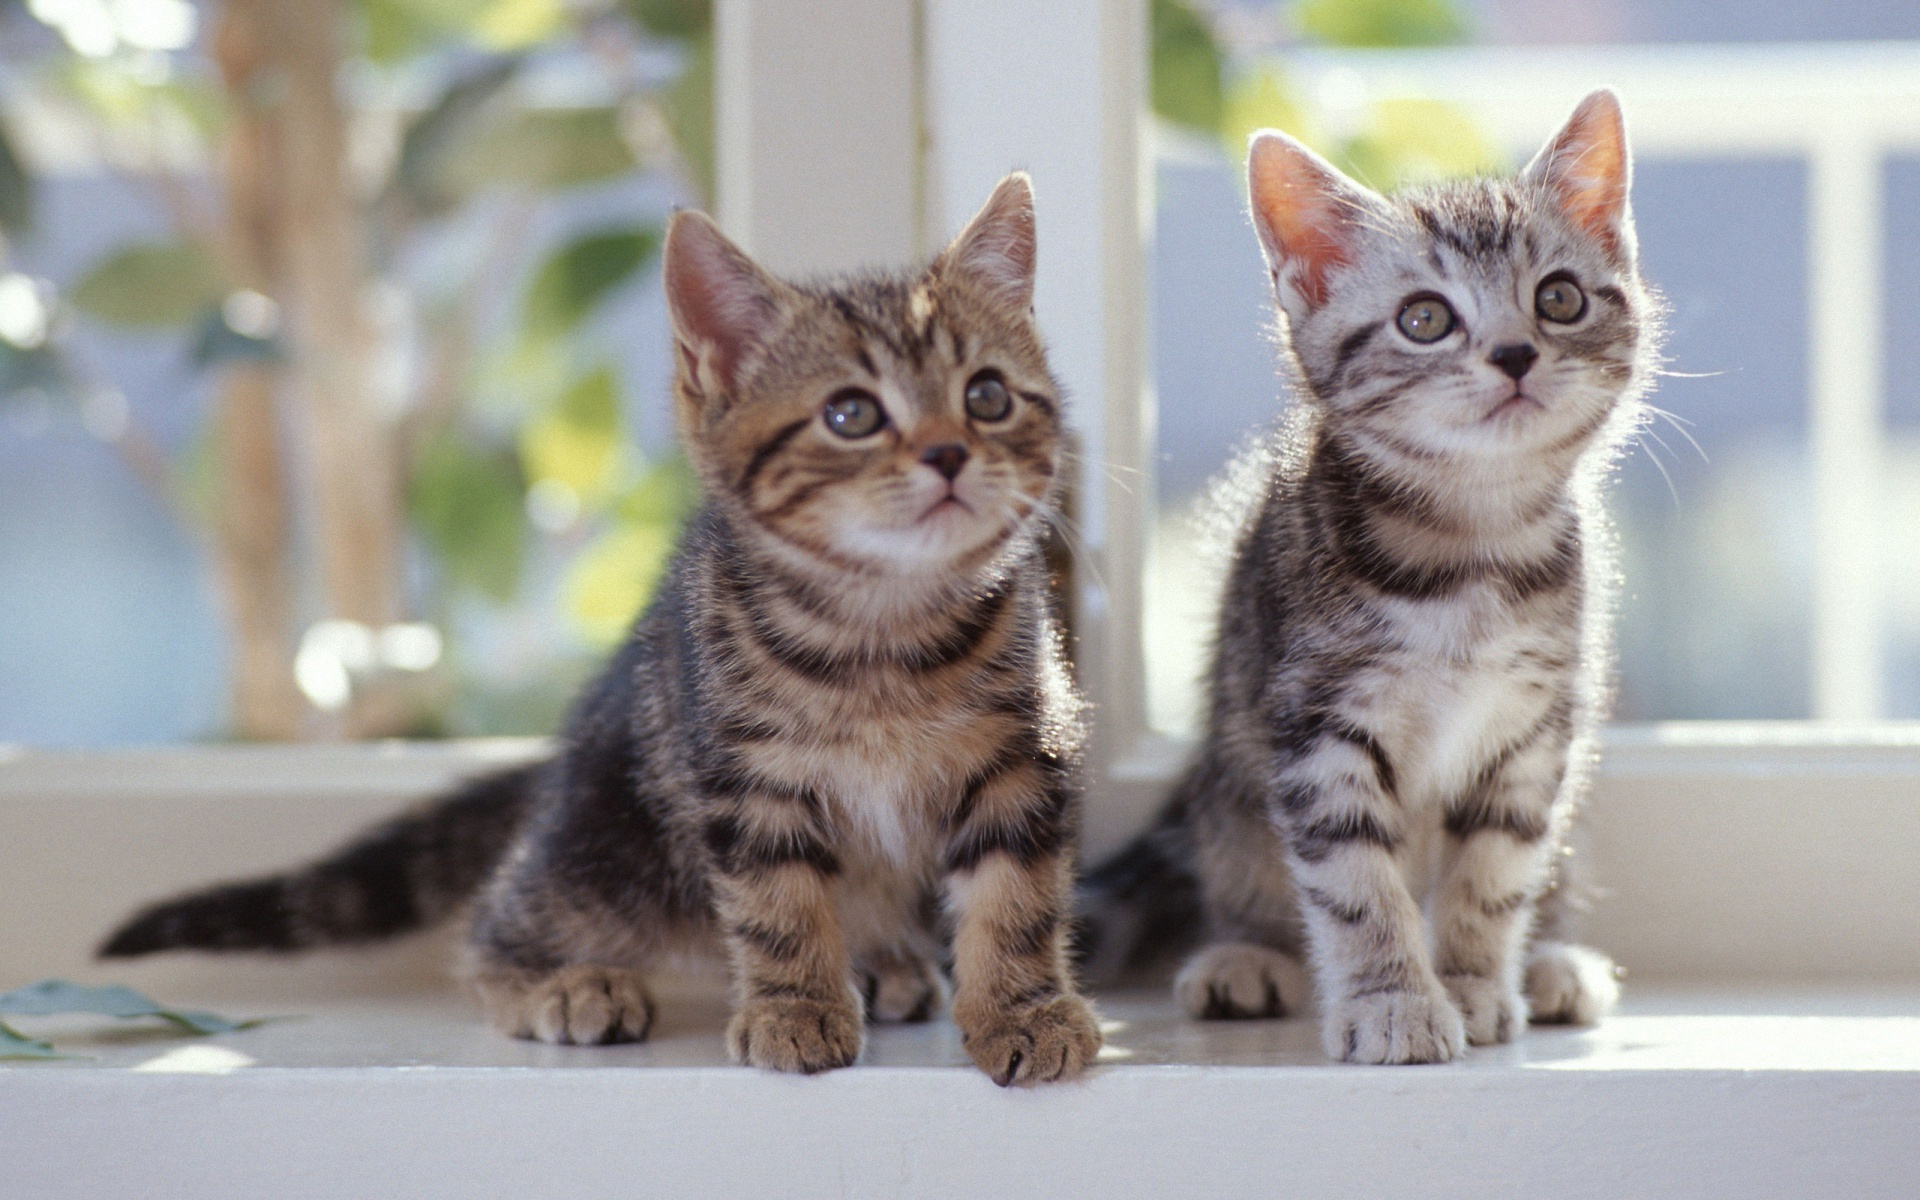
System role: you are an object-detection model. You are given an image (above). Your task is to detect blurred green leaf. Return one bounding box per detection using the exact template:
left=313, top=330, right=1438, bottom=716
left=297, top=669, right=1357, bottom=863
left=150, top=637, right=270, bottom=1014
left=412, top=432, right=527, bottom=602
left=1296, top=0, right=1468, bottom=48
left=436, top=107, right=638, bottom=196
left=625, top=0, right=710, bottom=40
left=472, top=0, right=566, bottom=48
left=659, top=31, right=714, bottom=204
left=1151, top=0, right=1224, bottom=133
left=615, top=453, right=698, bottom=526
left=565, top=521, right=673, bottom=646
left=392, top=57, right=522, bottom=215
left=1350, top=97, right=1502, bottom=187
left=0, top=116, right=32, bottom=235
left=1222, top=67, right=1312, bottom=152
left=520, top=365, right=629, bottom=500
left=0, top=980, right=255, bottom=1036
left=357, top=0, right=493, bottom=61
left=524, top=227, right=658, bottom=341
left=69, top=242, right=225, bottom=328
left=0, top=1020, right=62, bottom=1059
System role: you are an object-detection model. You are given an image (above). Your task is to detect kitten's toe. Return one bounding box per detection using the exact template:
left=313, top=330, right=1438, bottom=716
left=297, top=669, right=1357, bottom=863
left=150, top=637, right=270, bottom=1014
left=1526, top=941, right=1622, bottom=1026
left=1326, top=985, right=1465, bottom=1064
left=1441, top=973, right=1526, bottom=1045
left=478, top=964, right=655, bottom=1045
left=857, top=952, right=947, bottom=1024
left=959, top=992, right=1103, bottom=1087
left=727, top=993, right=865, bottom=1074
left=1174, top=942, right=1311, bottom=1020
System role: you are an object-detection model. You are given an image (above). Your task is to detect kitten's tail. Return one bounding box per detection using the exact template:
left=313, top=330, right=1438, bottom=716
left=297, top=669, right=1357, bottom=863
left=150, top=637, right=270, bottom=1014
left=1072, top=789, right=1205, bottom=985
left=98, top=764, right=541, bottom=958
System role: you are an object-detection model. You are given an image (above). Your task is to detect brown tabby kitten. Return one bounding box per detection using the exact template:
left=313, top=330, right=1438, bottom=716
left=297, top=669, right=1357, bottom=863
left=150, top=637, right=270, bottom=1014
left=1081, top=92, right=1650, bottom=1062
left=102, top=175, right=1104, bottom=1085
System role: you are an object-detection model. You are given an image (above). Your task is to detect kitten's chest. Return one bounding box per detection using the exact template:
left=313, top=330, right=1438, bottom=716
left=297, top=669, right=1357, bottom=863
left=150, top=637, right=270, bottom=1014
left=1367, top=585, right=1574, bottom=804
left=798, top=680, right=1011, bottom=865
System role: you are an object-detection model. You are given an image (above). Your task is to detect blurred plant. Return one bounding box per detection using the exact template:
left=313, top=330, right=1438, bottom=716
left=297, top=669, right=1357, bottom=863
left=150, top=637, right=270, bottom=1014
left=1151, top=0, right=1500, bottom=189
left=0, top=0, right=709, bottom=739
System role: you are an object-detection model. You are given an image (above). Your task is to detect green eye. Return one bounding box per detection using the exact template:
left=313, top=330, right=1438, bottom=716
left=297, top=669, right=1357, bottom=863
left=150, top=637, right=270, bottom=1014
left=1536, top=273, right=1587, bottom=323
left=823, top=389, right=886, bottom=438
left=964, top=371, right=1013, bottom=422
left=1396, top=294, right=1457, bottom=343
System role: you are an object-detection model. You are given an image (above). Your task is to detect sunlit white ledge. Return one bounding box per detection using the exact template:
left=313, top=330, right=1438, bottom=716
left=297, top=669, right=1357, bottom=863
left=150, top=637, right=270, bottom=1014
left=4, top=986, right=1918, bottom=1200
left=4, top=724, right=1920, bottom=998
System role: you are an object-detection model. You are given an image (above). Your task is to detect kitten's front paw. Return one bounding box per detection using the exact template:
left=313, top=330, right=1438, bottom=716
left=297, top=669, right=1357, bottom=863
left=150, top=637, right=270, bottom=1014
left=1326, top=987, right=1465, bottom=1064
left=478, top=964, right=655, bottom=1045
left=1526, top=941, right=1622, bottom=1026
left=1442, top=973, right=1526, bottom=1045
left=857, top=952, right=946, bottom=1024
left=1175, top=942, right=1312, bottom=1020
left=727, top=994, right=864, bottom=1074
left=960, top=992, right=1103, bottom=1087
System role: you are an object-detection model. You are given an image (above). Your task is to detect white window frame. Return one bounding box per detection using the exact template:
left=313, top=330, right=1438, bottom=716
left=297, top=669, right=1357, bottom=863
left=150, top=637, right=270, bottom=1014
left=5, top=9, right=1920, bottom=1000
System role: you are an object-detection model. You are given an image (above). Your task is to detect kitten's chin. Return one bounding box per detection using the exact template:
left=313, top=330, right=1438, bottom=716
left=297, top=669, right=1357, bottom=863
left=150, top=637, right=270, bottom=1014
left=832, top=503, right=1019, bottom=575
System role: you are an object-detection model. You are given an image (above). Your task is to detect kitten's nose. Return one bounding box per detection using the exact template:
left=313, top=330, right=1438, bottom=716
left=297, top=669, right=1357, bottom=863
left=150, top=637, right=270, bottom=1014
left=1490, top=342, right=1539, bottom=380
left=920, top=443, right=970, bottom=481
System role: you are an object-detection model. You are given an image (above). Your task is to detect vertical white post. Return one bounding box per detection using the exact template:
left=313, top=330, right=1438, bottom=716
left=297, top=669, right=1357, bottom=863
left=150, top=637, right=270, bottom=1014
left=1807, top=135, right=1885, bottom=721
left=925, top=0, right=1151, bottom=853
left=714, top=0, right=922, bottom=273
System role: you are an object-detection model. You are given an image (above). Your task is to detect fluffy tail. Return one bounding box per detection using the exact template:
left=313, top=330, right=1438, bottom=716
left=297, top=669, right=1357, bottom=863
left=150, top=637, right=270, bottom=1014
left=99, top=764, right=541, bottom=958
left=1073, top=793, right=1204, bottom=985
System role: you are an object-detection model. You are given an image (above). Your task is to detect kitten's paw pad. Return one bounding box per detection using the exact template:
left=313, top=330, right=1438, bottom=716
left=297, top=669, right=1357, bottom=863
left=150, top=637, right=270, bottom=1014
left=727, top=995, right=864, bottom=1074
left=1174, top=943, right=1312, bottom=1020
left=857, top=954, right=946, bottom=1024
left=479, top=964, right=655, bottom=1045
left=1526, top=941, right=1622, bottom=1026
left=1441, top=973, right=1526, bottom=1045
left=1326, top=988, right=1466, bottom=1064
left=961, top=993, right=1103, bottom=1087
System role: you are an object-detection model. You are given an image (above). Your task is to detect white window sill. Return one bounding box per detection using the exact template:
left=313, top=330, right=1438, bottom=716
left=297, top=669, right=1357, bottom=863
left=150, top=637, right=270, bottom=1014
left=6, top=984, right=1918, bottom=1198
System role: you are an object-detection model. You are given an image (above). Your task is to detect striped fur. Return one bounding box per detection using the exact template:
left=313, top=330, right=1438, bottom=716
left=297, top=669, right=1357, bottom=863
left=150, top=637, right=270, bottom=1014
left=1084, top=92, right=1650, bottom=1062
left=102, top=175, right=1101, bottom=1084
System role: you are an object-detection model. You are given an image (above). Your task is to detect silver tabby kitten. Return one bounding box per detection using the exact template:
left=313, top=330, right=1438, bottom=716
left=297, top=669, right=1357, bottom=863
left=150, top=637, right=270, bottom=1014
left=1085, top=90, right=1653, bottom=1063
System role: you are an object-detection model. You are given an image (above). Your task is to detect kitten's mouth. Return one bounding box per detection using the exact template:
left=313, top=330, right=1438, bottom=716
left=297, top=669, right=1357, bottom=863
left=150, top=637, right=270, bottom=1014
left=918, top=492, right=974, bottom=522
left=1485, top=390, right=1543, bottom=421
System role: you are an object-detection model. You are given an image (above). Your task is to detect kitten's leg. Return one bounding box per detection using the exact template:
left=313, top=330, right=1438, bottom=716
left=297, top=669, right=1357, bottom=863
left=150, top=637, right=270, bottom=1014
left=1174, top=942, right=1313, bottom=1020
left=1524, top=827, right=1621, bottom=1025
left=1176, top=809, right=1313, bottom=1019
left=942, top=756, right=1102, bottom=1087
left=854, top=947, right=946, bottom=1024
left=465, top=875, right=659, bottom=1045
left=1526, top=941, right=1621, bottom=1025
left=712, top=789, right=864, bottom=1074
left=474, top=962, right=656, bottom=1045
left=1275, top=739, right=1464, bottom=1064
left=1430, top=729, right=1569, bottom=1045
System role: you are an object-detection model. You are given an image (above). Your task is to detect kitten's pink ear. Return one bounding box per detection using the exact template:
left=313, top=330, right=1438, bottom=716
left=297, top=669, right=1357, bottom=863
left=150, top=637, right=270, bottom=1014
left=939, top=172, right=1037, bottom=311
left=1246, top=130, right=1381, bottom=314
left=1525, top=89, right=1634, bottom=260
left=663, top=210, right=785, bottom=401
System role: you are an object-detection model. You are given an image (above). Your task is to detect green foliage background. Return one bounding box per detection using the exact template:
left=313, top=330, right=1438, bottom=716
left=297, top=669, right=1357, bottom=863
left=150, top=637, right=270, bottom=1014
left=1151, top=0, right=1498, bottom=191
left=0, top=0, right=712, bottom=736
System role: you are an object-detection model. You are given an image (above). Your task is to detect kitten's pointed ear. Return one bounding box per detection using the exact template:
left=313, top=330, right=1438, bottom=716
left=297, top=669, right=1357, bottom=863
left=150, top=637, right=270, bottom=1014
left=1525, top=88, right=1634, bottom=260
left=938, top=172, right=1037, bottom=311
left=1247, top=130, right=1383, bottom=316
left=663, top=210, right=786, bottom=401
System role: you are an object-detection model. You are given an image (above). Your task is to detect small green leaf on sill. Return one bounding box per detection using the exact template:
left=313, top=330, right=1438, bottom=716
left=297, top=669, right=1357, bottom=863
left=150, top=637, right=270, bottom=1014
left=0, top=1019, right=64, bottom=1059
left=0, top=980, right=258, bottom=1036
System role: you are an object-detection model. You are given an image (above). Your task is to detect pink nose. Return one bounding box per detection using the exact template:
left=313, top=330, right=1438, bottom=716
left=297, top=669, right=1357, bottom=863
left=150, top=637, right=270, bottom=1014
left=920, top=443, right=969, bottom=481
